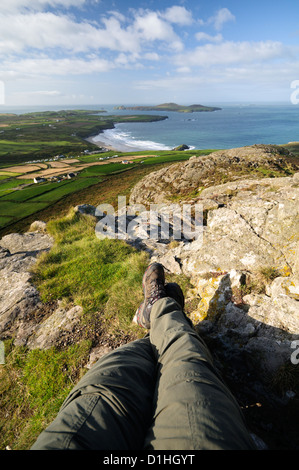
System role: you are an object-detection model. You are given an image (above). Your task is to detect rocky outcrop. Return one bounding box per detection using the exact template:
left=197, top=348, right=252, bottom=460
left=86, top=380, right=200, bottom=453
left=0, top=228, right=53, bottom=343
left=0, top=223, right=84, bottom=349
left=126, top=145, right=299, bottom=392
left=130, top=144, right=298, bottom=204
left=172, top=144, right=190, bottom=151
left=143, top=173, right=299, bottom=384
left=95, top=165, right=299, bottom=391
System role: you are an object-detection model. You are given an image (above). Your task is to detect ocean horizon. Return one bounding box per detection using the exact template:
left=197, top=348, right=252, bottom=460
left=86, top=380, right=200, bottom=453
left=1, top=102, right=299, bottom=152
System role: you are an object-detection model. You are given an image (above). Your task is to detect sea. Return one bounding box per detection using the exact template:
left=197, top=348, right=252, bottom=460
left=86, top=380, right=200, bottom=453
left=1, top=103, right=299, bottom=152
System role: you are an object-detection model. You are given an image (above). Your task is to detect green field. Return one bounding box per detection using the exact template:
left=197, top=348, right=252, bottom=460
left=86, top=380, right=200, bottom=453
left=0, top=181, right=70, bottom=201
left=79, top=162, right=137, bottom=176
left=30, top=178, right=100, bottom=202
left=0, top=179, right=32, bottom=193
left=0, top=216, right=14, bottom=226
left=0, top=177, right=102, bottom=228
left=0, top=202, right=50, bottom=226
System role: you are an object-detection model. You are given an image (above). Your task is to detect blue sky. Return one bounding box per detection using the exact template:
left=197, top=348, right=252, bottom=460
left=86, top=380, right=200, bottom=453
left=1, top=0, right=299, bottom=106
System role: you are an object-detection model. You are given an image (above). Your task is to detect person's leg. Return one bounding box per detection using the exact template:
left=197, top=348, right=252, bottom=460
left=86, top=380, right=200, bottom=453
left=144, top=297, right=256, bottom=450
left=31, top=337, right=156, bottom=450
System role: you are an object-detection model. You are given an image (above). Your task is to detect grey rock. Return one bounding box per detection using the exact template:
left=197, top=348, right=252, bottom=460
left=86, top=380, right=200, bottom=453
left=29, top=221, right=47, bottom=233
left=0, top=231, right=53, bottom=339
left=26, top=303, right=83, bottom=350
left=0, top=231, right=53, bottom=256
left=86, top=345, right=113, bottom=369
left=74, top=204, right=97, bottom=216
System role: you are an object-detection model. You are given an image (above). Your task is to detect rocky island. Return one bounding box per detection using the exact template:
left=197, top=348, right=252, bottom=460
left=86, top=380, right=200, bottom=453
left=114, top=102, right=222, bottom=113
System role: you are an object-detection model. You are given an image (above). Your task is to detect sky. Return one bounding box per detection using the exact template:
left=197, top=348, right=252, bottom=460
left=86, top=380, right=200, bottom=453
left=1, top=0, right=299, bottom=106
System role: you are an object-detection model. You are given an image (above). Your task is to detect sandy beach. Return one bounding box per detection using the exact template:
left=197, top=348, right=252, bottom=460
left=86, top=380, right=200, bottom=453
left=85, top=136, right=118, bottom=152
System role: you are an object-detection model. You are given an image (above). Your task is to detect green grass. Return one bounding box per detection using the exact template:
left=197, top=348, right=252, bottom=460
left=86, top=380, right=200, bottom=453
left=0, top=201, right=49, bottom=219
left=79, top=163, right=132, bottom=176
left=31, top=208, right=191, bottom=329
left=30, top=178, right=101, bottom=203
left=0, top=177, right=101, bottom=229
left=0, top=181, right=70, bottom=202
left=0, top=340, right=91, bottom=450
left=32, top=209, right=149, bottom=325
left=136, top=154, right=192, bottom=164
left=0, top=179, right=32, bottom=193
left=0, top=216, right=14, bottom=227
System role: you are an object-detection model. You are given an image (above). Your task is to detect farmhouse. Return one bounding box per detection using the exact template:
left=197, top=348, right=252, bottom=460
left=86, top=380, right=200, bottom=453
left=34, top=177, right=46, bottom=184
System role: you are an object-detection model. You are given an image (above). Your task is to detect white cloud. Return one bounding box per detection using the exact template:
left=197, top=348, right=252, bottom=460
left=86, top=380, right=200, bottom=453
left=133, top=10, right=183, bottom=50
left=144, top=52, right=160, bottom=61
left=0, top=13, right=94, bottom=54
left=176, top=66, right=191, bottom=74
left=14, top=89, right=62, bottom=96
left=162, top=6, right=193, bottom=26
left=208, top=8, right=236, bottom=31
left=195, top=32, right=223, bottom=43
left=0, top=0, right=88, bottom=13
left=101, top=16, right=141, bottom=53
left=0, top=12, right=142, bottom=55
left=0, top=7, right=188, bottom=58
left=1, top=56, right=114, bottom=78
left=174, top=40, right=291, bottom=68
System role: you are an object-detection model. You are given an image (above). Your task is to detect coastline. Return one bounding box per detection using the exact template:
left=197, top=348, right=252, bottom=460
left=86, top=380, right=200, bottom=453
left=86, top=126, right=173, bottom=153
left=85, top=136, right=118, bottom=152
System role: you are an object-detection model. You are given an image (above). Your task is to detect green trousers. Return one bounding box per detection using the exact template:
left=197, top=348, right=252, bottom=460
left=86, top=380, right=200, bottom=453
left=31, top=298, right=256, bottom=450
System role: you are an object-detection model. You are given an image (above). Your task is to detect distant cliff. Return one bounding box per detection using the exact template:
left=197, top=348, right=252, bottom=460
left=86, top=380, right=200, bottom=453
left=114, top=103, right=222, bottom=113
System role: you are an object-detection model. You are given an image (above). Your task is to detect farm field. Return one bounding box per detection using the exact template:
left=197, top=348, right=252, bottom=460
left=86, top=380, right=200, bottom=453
left=0, top=179, right=101, bottom=229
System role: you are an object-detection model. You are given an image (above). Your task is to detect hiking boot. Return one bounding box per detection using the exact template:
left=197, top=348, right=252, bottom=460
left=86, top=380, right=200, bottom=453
left=165, top=282, right=185, bottom=310
left=133, top=263, right=166, bottom=329
left=133, top=279, right=194, bottom=329
left=164, top=282, right=194, bottom=328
